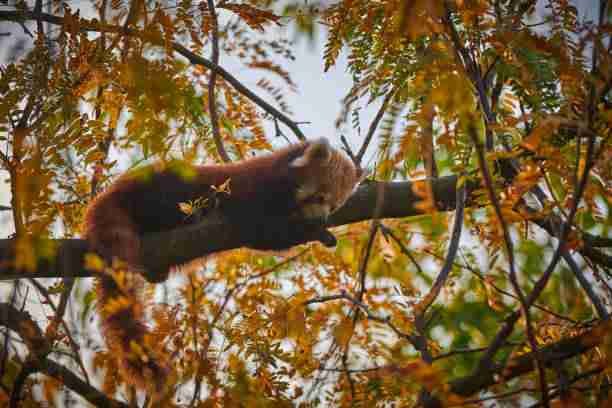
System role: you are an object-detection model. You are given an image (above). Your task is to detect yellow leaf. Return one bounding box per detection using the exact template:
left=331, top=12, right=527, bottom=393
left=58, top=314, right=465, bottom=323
left=333, top=319, right=353, bottom=346
left=85, top=150, right=106, bottom=164
left=520, top=119, right=560, bottom=152
left=287, top=306, right=306, bottom=338
left=212, top=178, right=231, bottom=195
left=84, top=253, right=106, bottom=272
left=178, top=202, right=193, bottom=216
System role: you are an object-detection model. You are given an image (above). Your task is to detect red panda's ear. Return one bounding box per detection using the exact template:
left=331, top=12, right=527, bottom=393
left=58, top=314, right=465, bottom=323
left=290, top=138, right=332, bottom=168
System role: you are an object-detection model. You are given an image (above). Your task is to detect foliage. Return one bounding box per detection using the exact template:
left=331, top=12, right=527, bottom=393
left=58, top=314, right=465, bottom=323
left=0, top=0, right=611, bottom=407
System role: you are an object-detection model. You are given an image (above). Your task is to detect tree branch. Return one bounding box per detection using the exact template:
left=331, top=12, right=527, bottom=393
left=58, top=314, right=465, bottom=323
left=418, top=180, right=466, bottom=315
left=0, top=177, right=464, bottom=280
left=447, top=321, right=610, bottom=398
left=0, top=8, right=307, bottom=141
left=355, top=89, right=395, bottom=165
left=206, top=0, right=230, bottom=162
left=315, top=321, right=610, bottom=403
left=0, top=303, right=127, bottom=407
left=1, top=173, right=609, bottom=281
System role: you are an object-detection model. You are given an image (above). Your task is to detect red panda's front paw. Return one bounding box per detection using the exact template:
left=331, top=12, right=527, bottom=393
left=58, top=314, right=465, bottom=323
left=243, top=217, right=336, bottom=250
left=315, top=229, right=337, bottom=247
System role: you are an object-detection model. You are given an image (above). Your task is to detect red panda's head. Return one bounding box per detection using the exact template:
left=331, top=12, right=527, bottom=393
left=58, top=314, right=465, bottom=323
left=290, top=138, right=364, bottom=221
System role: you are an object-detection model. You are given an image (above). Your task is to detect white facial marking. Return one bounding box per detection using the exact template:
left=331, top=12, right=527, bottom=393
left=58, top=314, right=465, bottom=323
left=300, top=203, right=331, bottom=220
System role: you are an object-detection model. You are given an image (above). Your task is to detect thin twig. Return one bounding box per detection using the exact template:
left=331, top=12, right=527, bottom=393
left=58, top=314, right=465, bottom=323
left=355, top=221, right=378, bottom=302
left=355, top=89, right=395, bottom=164
left=419, top=180, right=466, bottom=315
left=304, top=290, right=417, bottom=345
left=339, top=134, right=358, bottom=166
left=459, top=252, right=578, bottom=324
left=379, top=224, right=425, bottom=276
left=27, top=279, right=90, bottom=383
left=433, top=342, right=520, bottom=361
left=451, top=386, right=539, bottom=406
left=561, top=251, right=608, bottom=319
left=318, top=365, right=389, bottom=373
left=206, top=0, right=230, bottom=163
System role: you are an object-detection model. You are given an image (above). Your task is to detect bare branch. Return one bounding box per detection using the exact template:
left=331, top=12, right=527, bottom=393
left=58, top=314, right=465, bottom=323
left=355, top=182, right=385, bottom=301
left=561, top=251, right=609, bottom=319
left=418, top=179, right=466, bottom=315
left=355, top=89, right=395, bottom=164
left=379, top=223, right=425, bottom=276
left=304, top=290, right=417, bottom=345
left=206, top=0, right=230, bottom=163
left=433, top=342, right=519, bottom=361
left=315, top=322, right=609, bottom=404
left=339, top=134, right=358, bottom=166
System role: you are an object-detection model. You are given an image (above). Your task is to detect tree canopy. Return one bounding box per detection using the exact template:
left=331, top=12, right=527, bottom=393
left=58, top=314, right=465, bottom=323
left=0, top=0, right=611, bottom=406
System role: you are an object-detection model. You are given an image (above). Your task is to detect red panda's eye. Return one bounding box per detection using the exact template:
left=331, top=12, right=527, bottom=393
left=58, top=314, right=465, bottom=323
left=304, top=194, right=326, bottom=205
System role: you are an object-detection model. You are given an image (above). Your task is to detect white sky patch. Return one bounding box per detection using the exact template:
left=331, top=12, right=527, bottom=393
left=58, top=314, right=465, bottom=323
left=0, top=170, right=13, bottom=237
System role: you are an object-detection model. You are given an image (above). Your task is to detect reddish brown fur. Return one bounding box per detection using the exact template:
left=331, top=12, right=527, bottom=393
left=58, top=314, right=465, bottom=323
left=95, top=270, right=168, bottom=391
left=84, top=139, right=361, bottom=392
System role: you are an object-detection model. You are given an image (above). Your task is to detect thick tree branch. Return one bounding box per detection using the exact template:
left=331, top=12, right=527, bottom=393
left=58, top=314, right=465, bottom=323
left=315, top=320, right=610, bottom=402
left=0, top=177, right=463, bottom=280
left=1, top=175, right=610, bottom=280
left=447, top=321, right=610, bottom=398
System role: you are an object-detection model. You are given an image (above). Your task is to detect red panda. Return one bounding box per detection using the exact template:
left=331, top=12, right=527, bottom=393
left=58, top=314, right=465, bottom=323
left=83, top=138, right=363, bottom=392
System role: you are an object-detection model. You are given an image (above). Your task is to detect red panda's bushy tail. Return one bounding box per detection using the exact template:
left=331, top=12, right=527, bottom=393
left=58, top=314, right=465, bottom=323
left=95, top=267, right=169, bottom=392
left=85, top=199, right=169, bottom=392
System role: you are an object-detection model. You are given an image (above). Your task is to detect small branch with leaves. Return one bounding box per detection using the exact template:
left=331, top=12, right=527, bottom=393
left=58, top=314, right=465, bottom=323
left=0, top=8, right=307, bottom=141
left=0, top=303, right=127, bottom=408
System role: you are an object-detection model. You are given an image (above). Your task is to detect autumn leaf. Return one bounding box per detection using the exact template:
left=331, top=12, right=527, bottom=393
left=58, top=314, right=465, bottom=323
left=220, top=3, right=281, bottom=31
